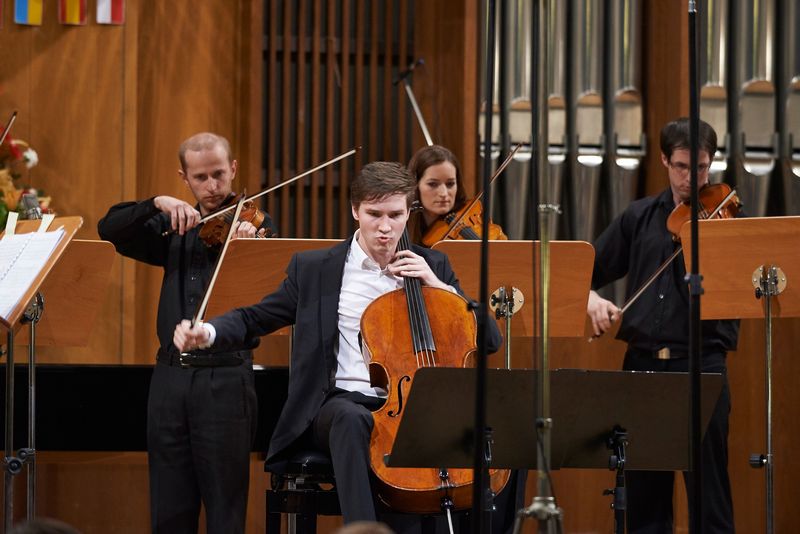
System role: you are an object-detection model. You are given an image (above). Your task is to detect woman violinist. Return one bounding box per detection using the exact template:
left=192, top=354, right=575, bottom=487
left=407, top=145, right=508, bottom=246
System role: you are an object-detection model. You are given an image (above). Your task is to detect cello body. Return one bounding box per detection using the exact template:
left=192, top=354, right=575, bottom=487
left=361, top=285, right=509, bottom=514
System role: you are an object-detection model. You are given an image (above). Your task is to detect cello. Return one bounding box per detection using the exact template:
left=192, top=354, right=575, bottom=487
left=360, top=229, right=509, bottom=514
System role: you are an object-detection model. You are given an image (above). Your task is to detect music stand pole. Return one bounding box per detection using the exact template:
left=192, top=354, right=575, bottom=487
left=749, top=265, right=784, bottom=534
left=23, top=293, right=44, bottom=519
left=4, top=331, right=17, bottom=532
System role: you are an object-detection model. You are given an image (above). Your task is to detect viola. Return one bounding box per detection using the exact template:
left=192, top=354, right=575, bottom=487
left=421, top=201, right=508, bottom=247
left=360, top=230, right=509, bottom=513
left=198, top=193, right=271, bottom=247
left=666, top=183, right=740, bottom=239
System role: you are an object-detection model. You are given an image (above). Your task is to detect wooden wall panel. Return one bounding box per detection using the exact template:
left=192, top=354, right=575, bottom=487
left=132, top=0, right=263, bottom=361
left=0, top=3, right=128, bottom=364
left=414, top=0, right=480, bottom=194
left=643, top=0, right=689, bottom=195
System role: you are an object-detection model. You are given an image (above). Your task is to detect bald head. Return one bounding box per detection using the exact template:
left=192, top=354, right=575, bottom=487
left=178, top=132, right=233, bottom=172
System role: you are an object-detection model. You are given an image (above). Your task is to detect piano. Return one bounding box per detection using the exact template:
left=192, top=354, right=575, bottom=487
left=0, top=364, right=289, bottom=451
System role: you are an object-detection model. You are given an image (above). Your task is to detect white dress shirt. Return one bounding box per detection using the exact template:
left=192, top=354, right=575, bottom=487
left=335, top=232, right=403, bottom=396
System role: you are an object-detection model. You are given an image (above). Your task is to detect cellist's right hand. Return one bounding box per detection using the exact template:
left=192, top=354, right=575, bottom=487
left=587, top=290, right=622, bottom=337
left=154, top=196, right=201, bottom=235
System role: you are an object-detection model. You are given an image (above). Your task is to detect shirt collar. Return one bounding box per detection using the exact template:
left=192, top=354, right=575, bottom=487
left=350, top=231, right=396, bottom=275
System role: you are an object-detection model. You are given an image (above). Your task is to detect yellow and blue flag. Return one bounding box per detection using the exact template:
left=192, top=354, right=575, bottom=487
left=14, top=0, right=43, bottom=26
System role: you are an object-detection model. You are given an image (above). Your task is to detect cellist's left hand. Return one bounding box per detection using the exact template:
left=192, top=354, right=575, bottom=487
left=388, top=250, right=450, bottom=290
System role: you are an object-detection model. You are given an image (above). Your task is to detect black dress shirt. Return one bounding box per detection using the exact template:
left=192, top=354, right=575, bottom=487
left=97, top=197, right=276, bottom=352
left=591, top=187, right=739, bottom=353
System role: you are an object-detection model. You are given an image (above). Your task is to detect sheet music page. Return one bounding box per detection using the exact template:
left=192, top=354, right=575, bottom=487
left=0, top=227, right=65, bottom=321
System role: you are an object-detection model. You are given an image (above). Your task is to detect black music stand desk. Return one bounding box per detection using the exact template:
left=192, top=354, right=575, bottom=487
left=385, top=367, right=723, bottom=471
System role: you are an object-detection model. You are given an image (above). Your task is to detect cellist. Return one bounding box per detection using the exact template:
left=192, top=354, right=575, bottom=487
left=407, top=144, right=508, bottom=246
left=173, top=161, right=502, bottom=527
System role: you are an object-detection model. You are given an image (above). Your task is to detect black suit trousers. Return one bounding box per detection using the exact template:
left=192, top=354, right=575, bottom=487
left=622, top=351, right=734, bottom=534
left=147, top=361, right=258, bottom=534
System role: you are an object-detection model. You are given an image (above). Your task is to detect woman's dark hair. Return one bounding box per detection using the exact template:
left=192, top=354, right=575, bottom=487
left=407, top=145, right=467, bottom=244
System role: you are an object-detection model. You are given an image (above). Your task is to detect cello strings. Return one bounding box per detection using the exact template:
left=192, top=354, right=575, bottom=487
left=399, top=230, right=437, bottom=368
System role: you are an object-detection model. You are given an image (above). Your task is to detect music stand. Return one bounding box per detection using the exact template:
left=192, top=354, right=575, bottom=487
left=432, top=240, right=594, bottom=529
left=13, top=239, right=116, bottom=346
left=205, top=238, right=338, bottom=335
left=433, top=241, right=594, bottom=339
left=681, top=216, right=800, bottom=533
left=205, top=238, right=338, bottom=318
left=388, top=368, right=723, bottom=469
left=1, top=216, right=83, bottom=530
left=386, top=368, right=723, bottom=532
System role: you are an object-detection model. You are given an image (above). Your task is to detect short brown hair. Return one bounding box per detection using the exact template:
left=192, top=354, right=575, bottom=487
left=350, top=161, right=416, bottom=208
left=660, top=117, right=717, bottom=160
left=178, top=132, right=233, bottom=172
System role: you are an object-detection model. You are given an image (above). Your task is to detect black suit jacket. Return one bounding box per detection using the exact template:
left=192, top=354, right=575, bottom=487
left=209, top=237, right=501, bottom=462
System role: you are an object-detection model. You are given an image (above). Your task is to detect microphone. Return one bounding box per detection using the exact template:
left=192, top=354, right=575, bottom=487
left=20, top=193, right=42, bottom=220
left=393, top=58, right=424, bottom=86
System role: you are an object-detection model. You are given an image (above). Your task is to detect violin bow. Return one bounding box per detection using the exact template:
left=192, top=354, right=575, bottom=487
left=589, top=186, right=738, bottom=342
left=439, top=143, right=522, bottom=241
left=190, top=191, right=248, bottom=327
left=197, top=146, right=361, bottom=224
left=0, top=111, right=18, bottom=147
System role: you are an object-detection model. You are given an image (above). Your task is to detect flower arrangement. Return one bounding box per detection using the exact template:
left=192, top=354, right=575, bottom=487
left=0, top=135, right=52, bottom=228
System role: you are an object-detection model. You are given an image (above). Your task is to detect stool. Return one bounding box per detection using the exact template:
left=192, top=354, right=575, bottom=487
left=266, top=450, right=341, bottom=534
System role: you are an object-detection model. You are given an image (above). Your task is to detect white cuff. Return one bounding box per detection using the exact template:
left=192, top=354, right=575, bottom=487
left=200, top=321, right=216, bottom=348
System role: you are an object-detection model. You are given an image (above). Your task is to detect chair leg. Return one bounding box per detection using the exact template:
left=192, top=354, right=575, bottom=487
left=267, top=510, right=282, bottom=534
left=295, top=512, right=317, bottom=534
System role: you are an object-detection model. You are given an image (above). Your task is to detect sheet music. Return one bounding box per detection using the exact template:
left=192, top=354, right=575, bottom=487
left=0, top=227, right=65, bottom=321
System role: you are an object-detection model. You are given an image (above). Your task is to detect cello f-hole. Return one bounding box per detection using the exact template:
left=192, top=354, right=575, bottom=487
left=388, top=375, right=412, bottom=418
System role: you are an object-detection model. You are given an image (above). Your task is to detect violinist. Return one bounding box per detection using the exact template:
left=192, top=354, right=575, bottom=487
left=172, top=161, right=502, bottom=528
left=587, top=118, right=739, bottom=533
left=407, top=144, right=507, bottom=246
left=98, top=132, right=275, bottom=534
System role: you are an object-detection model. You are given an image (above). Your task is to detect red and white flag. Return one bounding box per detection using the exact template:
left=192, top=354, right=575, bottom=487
left=96, top=0, right=124, bottom=25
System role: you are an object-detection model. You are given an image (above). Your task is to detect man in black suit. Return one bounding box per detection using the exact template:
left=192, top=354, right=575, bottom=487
left=174, top=161, right=501, bottom=525
left=99, top=132, right=274, bottom=534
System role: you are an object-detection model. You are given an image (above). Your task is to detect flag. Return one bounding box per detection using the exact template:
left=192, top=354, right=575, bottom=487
left=14, top=0, right=43, bottom=26
left=96, top=0, right=124, bottom=25
left=58, top=0, right=86, bottom=25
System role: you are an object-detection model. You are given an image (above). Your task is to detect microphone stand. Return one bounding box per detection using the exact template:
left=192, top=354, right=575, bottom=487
left=394, top=59, right=434, bottom=147
left=513, top=1, right=561, bottom=532
left=687, top=2, right=704, bottom=532
left=472, top=0, right=496, bottom=532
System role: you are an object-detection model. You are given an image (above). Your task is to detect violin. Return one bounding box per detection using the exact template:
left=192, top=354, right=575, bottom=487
left=419, top=144, right=521, bottom=247
left=421, top=201, right=507, bottom=247
left=666, top=183, right=740, bottom=239
left=198, top=193, right=271, bottom=247
left=162, top=147, right=359, bottom=244
left=589, top=182, right=741, bottom=342
left=361, top=230, right=509, bottom=513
